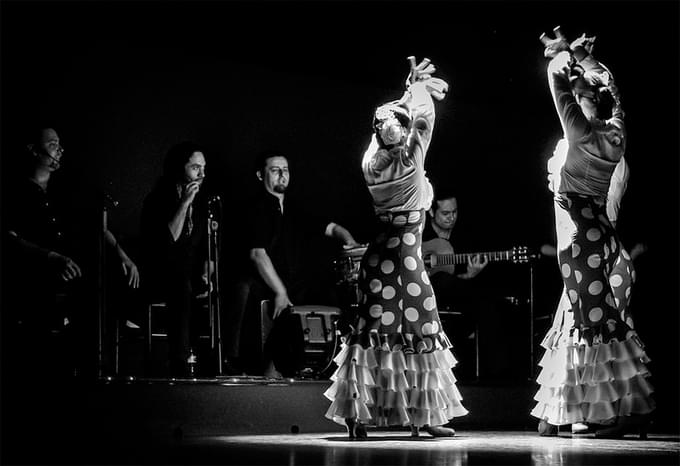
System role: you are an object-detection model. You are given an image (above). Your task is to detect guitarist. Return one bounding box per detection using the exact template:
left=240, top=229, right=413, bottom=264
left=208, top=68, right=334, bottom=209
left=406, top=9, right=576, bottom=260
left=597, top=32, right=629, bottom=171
left=422, top=191, right=490, bottom=379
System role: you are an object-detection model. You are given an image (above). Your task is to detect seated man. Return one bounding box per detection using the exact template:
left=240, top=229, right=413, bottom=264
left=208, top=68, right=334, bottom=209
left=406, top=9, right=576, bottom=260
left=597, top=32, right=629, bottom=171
left=422, top=189, right=488, bottom=379
left=140, top=141, right=212, bottom=377
left=2, top=125, right=140, bottom=380
left=224, top=151, right=359, bottom=378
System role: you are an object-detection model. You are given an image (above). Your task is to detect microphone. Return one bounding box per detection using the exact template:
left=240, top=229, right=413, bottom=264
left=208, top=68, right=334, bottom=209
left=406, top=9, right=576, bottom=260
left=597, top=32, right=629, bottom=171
left=44, top=152, right=61, bottom=170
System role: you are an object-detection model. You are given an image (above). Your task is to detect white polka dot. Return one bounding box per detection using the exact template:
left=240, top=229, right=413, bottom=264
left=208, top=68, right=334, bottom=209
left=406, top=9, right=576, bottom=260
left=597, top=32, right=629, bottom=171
left=587, top=254, right=601, bottom=269
left=605, top=293, right=615, bottom=308
left=421, top=271, right=430, bottom=285
left=417, top=247, right=422, bottom=258
left=403, top=233, right=416, bottom=246
left=568, top=289, right=578, bottom=303
left=586, top=228, right=601, bottom=241
left=407, top=283, right=422, bottom=297
left=404, top=256, right=417, bottom=271
left=603, top=244, right=610, bottom=260
left=380, top=260, right=395, bottom=274
left=588, top=281, right=603, bottom=295
left=381, top=312, right=395, bottom=326
left=397, top=276, right=403, bottom=286
left=382, top=286, right=396, bottom=300
left=398, top=299, right=403, bottom=310
left=572, top=244, right=581, bottom=258
left=631, top=270, right=636, bottom=283
left=588, top=307, right=603, bottom=322
left=610, top=237, right=617, bottom=253
left=369, top=304, right=383, bottom=318
left=423, top=296, right=436, bottom=311
left=369, top=279, right=383, bottom=293
left=396, top=324, right=402, bottom=333
left=405, top=307, right=419, bottom=322
left=625, top=317, right=635, bottom=329
left=610, top=274, right=623, bottom=287
left=614, top=297, right=620, bottom=308
left=387, top=237, right=400, bottom=248
left=368, top=254, right=380, bottom=267
left=566, top=198, right=573, bottom=208
left=581, top=207, right=594, bottom=219
left=432, top=321, right=440, bottom=333
left=625, top=287, right=631, bottom=298
left=422, top=322, right=434, bottom=335
left=622, top=249, right=630, bottom=260
left=575, top=270, right=583, bottom=283
left=561, top=263, right=571, bottom=278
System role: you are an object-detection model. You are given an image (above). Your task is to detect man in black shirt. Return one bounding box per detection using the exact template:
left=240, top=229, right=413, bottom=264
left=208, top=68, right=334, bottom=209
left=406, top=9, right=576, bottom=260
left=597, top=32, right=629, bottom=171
left=224, top=152, right=359, bottom=378
left=141, top=141, right=210, bottom=377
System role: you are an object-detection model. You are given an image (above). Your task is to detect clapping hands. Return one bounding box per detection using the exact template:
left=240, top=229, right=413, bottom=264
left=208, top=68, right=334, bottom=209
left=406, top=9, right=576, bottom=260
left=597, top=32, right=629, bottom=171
left=406, top=56, right=449, bottom=101
left=539, top=26, right=571, bottom=58
left=540, top=26, right=597, bottom=58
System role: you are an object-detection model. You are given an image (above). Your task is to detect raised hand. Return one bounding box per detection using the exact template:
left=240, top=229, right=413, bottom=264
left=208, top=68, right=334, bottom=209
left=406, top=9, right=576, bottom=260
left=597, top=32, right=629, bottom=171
left=406, top=56, right=449, bottom=100
left=540, top=25, right=571, bottom=58
left=570, top=33, right=596, bottom=54
left=181, top=180, right=201, bottom=206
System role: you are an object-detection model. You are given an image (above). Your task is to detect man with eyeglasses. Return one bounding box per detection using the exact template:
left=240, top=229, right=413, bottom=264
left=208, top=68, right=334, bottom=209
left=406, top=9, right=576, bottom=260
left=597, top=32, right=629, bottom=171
left=223, top=152, right=359, bottom=378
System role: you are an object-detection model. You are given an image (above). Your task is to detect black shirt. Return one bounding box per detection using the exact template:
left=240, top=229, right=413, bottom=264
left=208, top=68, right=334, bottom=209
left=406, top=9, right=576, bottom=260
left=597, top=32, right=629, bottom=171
left=140, top=180, right=208, bottom=292
left=247, top=191, right=329, bottom=287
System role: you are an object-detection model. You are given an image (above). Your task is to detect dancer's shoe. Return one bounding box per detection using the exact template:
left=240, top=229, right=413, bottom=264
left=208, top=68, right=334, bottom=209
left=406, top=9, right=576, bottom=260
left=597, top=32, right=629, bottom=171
left=538, top=419, right=558, bottom=437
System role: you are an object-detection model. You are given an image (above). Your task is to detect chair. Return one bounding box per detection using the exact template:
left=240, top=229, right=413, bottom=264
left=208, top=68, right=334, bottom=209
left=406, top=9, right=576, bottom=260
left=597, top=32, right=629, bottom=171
left=259, top=301, right=341, bottom=374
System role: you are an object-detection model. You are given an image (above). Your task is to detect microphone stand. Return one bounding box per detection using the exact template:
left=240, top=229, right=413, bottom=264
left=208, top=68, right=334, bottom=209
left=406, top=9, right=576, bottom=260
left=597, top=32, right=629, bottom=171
left=207, top=198, right=223, bottom=375
left=97, top=203, right=109, bottom=379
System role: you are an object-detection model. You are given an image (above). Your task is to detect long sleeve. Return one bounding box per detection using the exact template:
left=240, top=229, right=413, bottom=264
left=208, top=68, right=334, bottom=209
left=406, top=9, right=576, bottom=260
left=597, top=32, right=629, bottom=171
left=405, top=81, right=436, bottom=163
left=606, top=156, right=629, bottom=223
left=547, top=51, right=590, bottom=142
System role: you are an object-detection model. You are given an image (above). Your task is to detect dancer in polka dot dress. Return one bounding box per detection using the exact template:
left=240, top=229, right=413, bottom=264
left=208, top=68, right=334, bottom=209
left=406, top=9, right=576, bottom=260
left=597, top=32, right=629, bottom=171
left=324, top=57, right=468, bottom=439
left=531, top=28, right=654, bottom=438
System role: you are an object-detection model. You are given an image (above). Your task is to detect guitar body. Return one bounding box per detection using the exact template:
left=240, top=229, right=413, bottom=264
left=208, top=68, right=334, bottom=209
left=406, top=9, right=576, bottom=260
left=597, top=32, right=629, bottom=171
left=422, top=238, right=456, bottom=275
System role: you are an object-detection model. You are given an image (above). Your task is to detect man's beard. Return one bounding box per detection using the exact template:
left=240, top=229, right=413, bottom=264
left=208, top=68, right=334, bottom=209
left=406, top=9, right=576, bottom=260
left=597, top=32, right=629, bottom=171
left=273, top=184, right=287, bottom=194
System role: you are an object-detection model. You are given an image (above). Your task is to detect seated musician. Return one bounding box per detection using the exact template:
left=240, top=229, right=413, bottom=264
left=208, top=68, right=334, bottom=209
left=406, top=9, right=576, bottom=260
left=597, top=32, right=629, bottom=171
left=422, top=189, right=489, bottom=379
left=223, top=151, right=359, bottom=378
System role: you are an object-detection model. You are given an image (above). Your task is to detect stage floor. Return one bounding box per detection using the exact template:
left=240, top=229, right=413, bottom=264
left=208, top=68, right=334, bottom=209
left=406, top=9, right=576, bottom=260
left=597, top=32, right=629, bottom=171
left=117, top=430, right=680, bottom=466
left=3, top=376, right=678, bottom=465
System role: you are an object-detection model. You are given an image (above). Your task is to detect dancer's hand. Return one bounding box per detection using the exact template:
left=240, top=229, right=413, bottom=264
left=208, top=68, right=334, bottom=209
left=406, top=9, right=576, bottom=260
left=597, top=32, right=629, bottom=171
left=570, top=33, right=596, bottom=54
left=406, top=56, right=437, bottom=85
left=406, top=56, right=449, bottom=100
left=540, top=25, right=570, bottom=58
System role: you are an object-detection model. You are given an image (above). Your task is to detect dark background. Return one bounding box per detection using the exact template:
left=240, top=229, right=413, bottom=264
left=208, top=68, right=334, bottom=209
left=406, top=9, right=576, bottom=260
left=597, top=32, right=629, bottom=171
left=1, top=0, right=678, bottom=428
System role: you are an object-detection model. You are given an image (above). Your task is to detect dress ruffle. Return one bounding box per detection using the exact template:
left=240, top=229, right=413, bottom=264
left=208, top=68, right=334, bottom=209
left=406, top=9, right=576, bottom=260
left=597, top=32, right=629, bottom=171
left=531, top=333, right=655, bottom=425
left=324, top=343, right=468, bottom=427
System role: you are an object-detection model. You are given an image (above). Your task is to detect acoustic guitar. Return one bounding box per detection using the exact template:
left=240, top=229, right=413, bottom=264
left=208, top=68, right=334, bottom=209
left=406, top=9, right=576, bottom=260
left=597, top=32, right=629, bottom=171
left=422, top=238, right=530, bottom=275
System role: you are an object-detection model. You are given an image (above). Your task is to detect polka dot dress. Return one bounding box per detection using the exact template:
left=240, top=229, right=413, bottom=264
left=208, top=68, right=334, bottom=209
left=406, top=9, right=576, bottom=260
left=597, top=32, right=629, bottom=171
left=324, top=210, right=468, bottom=428
left=531, top=194, right=654, bottom=426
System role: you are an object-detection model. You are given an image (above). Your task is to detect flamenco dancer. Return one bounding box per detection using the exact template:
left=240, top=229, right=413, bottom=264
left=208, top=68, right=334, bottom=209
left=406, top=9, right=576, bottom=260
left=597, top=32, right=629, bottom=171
left=532, top=27, right=655, bottom=438
left=324, top=57, right=468, bottom=439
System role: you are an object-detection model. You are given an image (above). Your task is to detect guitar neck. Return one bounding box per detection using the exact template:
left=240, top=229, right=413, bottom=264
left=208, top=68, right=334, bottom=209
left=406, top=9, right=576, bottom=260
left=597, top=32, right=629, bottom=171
left=435, top=250, right=512, bottom=266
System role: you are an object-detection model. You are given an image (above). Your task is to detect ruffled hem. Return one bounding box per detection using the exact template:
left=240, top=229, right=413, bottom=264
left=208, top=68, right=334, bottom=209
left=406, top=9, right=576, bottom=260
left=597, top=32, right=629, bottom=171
left=324, top=343, right=468, bottom=427
left=531, top=334, right=655, bottom=426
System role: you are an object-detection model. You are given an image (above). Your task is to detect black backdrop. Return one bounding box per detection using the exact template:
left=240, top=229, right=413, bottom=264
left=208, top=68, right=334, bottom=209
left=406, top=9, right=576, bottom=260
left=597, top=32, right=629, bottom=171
left=1, top=0, right=678, bottom=428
